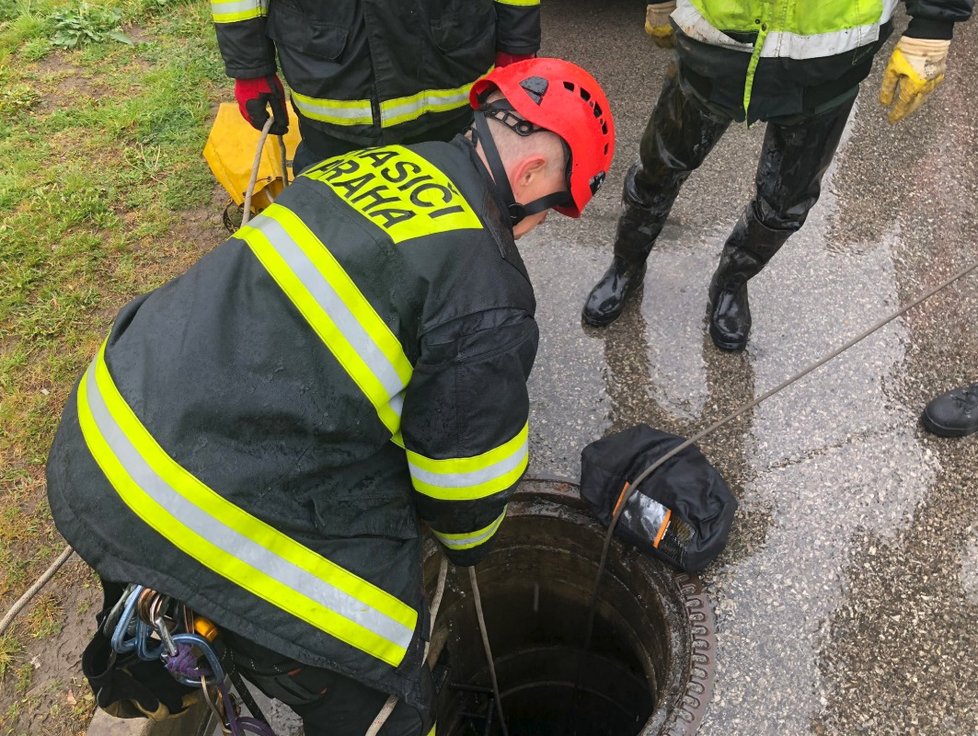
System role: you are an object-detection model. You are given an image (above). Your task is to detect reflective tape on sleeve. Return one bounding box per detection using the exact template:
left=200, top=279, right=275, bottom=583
left=237, top=204, right=413, bottom=438
left=211, top=0, right=267, bottom=23
left=407, top=423, right=528, bottom=501
left=77, top=343, right=417, bottom=667
left=494, top=0, right=540, bottom=6
left=431, top=509, right=507, bottom=551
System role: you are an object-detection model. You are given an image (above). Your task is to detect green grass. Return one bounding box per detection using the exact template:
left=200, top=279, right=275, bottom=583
left=0, top=0, right=229, bottom=731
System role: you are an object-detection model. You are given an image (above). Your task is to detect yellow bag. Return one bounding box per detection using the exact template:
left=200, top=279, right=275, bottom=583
left=203, top=102, right=302, bottom=216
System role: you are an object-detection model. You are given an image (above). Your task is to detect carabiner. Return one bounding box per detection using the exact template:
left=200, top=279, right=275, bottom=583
left=167, top=632, right=226, bottom=687
left=109, top=586, right=143, bottom=655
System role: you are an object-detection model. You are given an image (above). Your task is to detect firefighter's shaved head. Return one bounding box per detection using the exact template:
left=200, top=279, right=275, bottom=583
left=473, top=92, right=570, bottom=238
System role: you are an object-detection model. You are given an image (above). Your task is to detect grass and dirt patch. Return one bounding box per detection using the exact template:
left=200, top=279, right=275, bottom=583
left=0, top=0, right=231, bottom=731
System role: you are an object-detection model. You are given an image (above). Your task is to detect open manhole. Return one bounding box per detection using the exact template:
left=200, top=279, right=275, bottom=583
left=425, top=478, right=716, bottom=736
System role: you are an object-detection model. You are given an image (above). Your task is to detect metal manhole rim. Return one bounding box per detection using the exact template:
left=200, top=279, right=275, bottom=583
left=518, top=475, right=717, bottom=736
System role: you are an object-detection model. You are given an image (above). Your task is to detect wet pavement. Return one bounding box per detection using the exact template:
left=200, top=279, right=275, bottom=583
left=243, top=3, right=978, bottom=735
left=523, top=0, right=978, bottom=733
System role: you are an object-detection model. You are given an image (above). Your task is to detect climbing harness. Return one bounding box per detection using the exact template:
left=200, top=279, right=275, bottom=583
left=105, top=584, right=276, bottom=736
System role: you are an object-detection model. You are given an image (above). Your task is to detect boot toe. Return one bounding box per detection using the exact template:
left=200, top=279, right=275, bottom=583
left=581, top=261, right=646, bottom=327
left=921, top=388, right=978, bottom=437
left=708, top=288, right=750, bottom=351
left=582, top=292, right=624, bottom=326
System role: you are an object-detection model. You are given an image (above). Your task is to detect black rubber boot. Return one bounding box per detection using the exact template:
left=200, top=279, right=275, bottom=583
left=583, top=70, right=732, bottom=328
left=582, top=256, right=648, bottom=326
left=921, top=384, right=978, bottom=437
left=707, top=210, right=791, bottom=351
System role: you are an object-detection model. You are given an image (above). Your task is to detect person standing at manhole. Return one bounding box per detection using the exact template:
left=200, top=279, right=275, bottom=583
left=582, top=0, right=973, bottom=351
left=45, top=59, right=614, bottom=735
left=212, top=0, right=541, bottom=174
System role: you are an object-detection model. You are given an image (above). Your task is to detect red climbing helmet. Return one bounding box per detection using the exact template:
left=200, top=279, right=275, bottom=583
left=470, top=57, right=616, bottom=218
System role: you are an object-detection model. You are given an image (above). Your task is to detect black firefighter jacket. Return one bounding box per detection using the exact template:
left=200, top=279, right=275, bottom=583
left=213, top=0, right=541, bottom=145
left=46, top=136, right=538, bottom=708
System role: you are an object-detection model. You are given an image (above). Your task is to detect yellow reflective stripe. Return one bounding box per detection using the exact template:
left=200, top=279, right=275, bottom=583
left=494, top=0, right=540, bottom=6
left=379, top=75, right=485, bottom=128
left=293, top=73, right=489, bottom=129
left=237, top=204, right=412, bottom=437
left=431, top=509, right=507, bottom=551
left=426, top=725, right=436, bottom=736
left=407, top=423, right=528, bottom=501
left=264, top=205, right=413, bottom=388
left=408, top=423, right=527, bottom=475
left=211, top=0, right=266, bottom=23
left=290, top=90, right=374, bottom=126
left=77, top=343, right=417, bottom=667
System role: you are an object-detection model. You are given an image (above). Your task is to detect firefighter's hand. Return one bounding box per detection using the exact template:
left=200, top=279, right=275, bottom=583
left=234, top=74, right=289, bottom=135
left=495, top=51, right=535, bottom=67
left=879, top=36, right=950, bottom=123
left=645, top=1, right=676, bottom=49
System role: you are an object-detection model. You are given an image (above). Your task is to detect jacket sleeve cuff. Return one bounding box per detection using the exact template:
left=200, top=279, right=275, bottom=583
left=440, top=540, right=495, bottom=568
left=228, top=65, right=278, bottom=79
left=905, top=17, right=955, bottom=39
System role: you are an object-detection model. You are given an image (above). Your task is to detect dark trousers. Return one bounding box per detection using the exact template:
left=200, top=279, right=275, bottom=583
left=292, top=109, right=474, bottom=174
left=224, top=632, right=434, bottom=736
left=614, top=66, right=856, bottom=269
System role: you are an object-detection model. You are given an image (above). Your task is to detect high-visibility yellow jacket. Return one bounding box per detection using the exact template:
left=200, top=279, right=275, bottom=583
left=662, top=0, right=972, bottom=120
left=212, top=0, right=541, bottom=145
left=47, top=137, right=537, bottom=707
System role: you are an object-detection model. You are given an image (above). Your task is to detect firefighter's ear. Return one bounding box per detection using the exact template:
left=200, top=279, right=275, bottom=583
left=509, top=154, right=559, bottom=203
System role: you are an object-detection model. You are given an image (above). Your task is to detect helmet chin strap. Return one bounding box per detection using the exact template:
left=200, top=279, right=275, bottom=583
left=472, top=110, right=570, bottom=227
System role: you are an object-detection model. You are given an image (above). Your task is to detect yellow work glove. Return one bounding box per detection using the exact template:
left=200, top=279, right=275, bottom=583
left=879, top=36, right=951, bottom=123
left=645, top=1, right=677, bottom=49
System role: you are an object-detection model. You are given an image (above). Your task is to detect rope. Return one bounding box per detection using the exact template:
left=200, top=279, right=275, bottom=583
left=241, top=107, right=290, bottom=228
left=241, top=117, right=274, bottom=227
left=364, top=556, right=449, bottom=736
left=469, top=566, right=509, bottom=736
left=0, top=545, right=74, bottom=637
left=577, top=257, right=978, bottom=676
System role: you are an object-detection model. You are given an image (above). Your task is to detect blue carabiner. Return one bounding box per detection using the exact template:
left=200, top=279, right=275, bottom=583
left=135, top=617, right=166, bottom=661
left=168, top=633, right=226, bottom=688
left=109, top=586, right=143, bottom=655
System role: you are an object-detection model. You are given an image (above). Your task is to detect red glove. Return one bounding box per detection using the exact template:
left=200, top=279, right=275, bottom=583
left=234, top=75, right=289, bottom=135
left=495, top=51, right=535, bottom=67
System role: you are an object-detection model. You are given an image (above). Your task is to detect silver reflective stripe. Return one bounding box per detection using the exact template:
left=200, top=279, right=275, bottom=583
left=380, top=87, right=473, bottom=127
left=250, top=215, right=407, bottom=406
left=82, top=364, right=413, bottom=651
left=408, top=441, right=528, bottom=490
left=211, top=0, right=260, bottom=15
left=211, top=0, right=266, bottom=21
left=761, top=24, right=879, bottom=59
left=290, top=92, right=373, bottom=126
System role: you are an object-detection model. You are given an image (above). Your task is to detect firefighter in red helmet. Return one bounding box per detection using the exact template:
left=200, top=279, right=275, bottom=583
left=47, top=58, right=614, bottom=735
